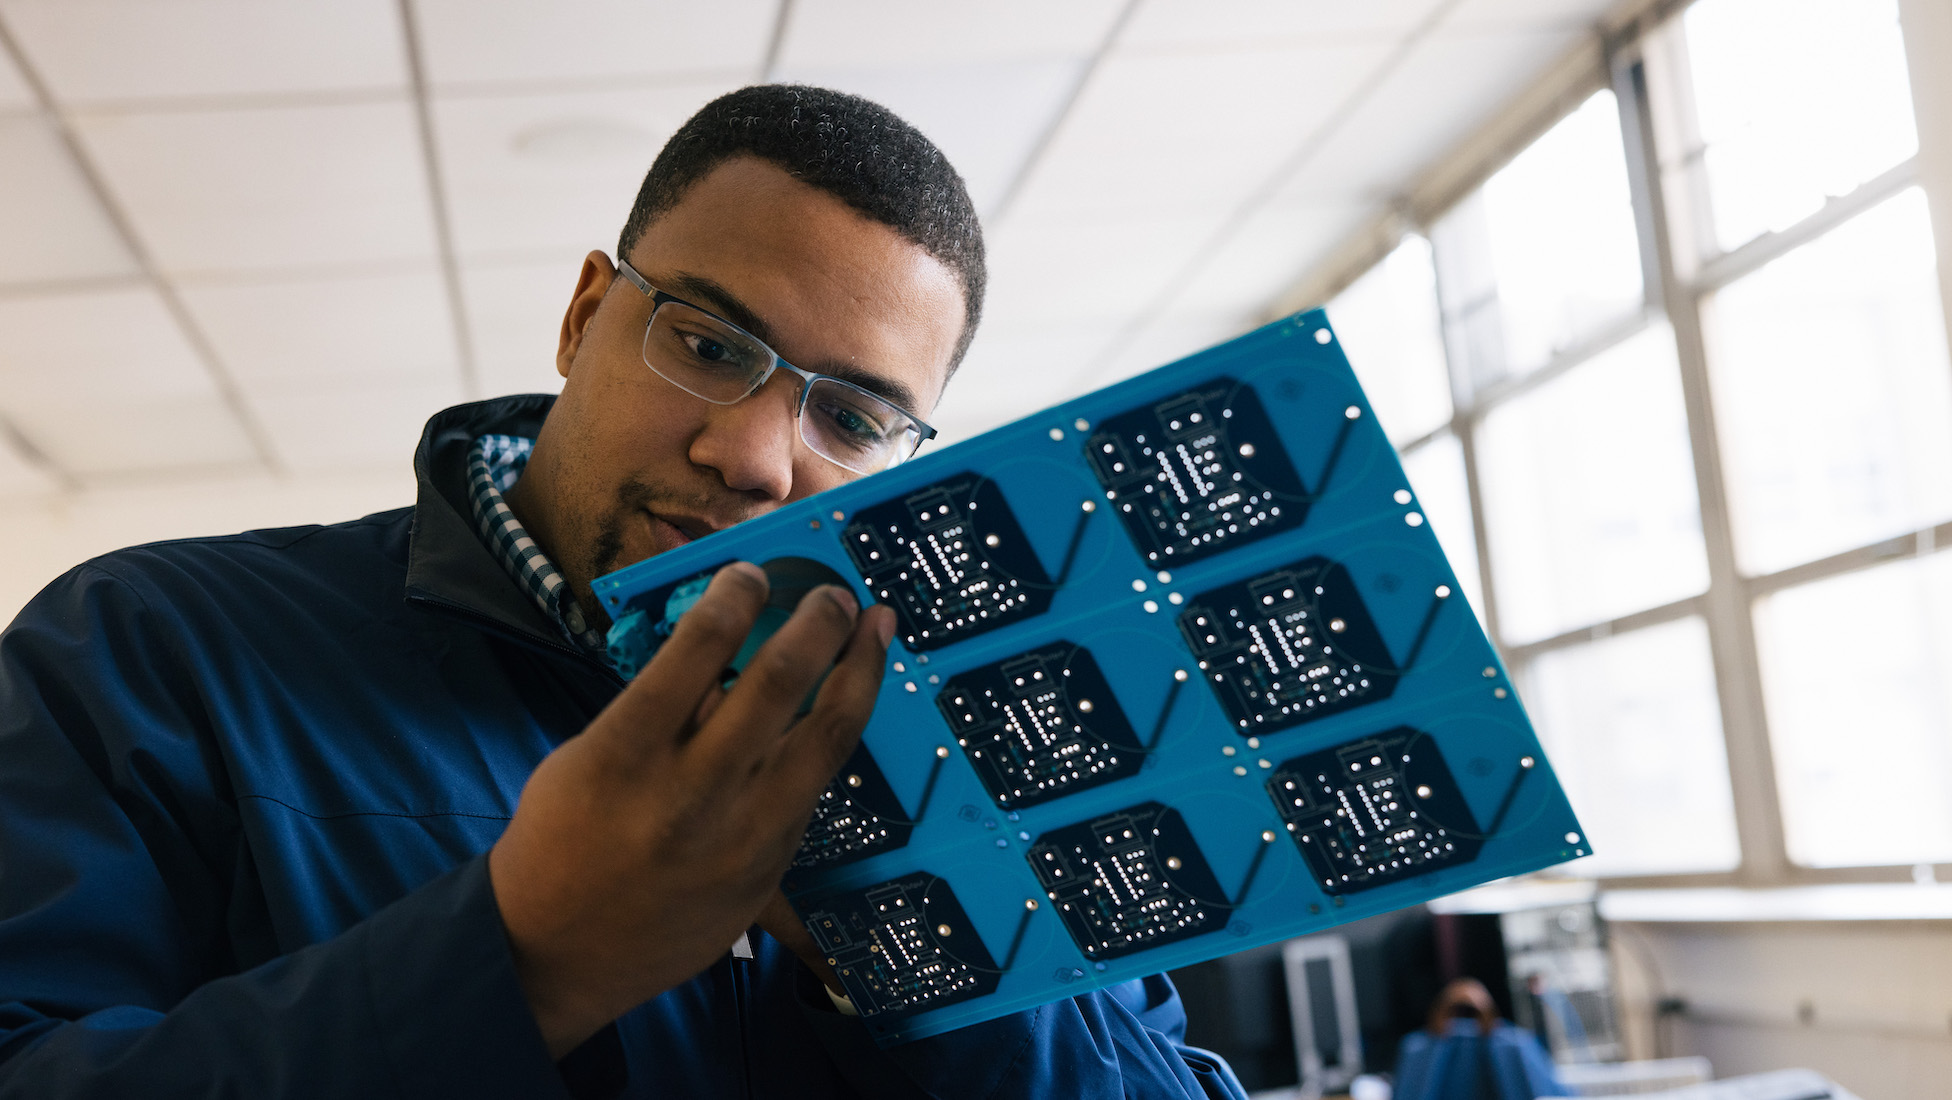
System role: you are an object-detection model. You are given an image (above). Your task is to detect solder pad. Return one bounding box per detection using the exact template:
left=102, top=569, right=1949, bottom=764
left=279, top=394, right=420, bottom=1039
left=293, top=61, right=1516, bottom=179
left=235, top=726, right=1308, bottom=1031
left=595, top=309, right=1587, bottom=1044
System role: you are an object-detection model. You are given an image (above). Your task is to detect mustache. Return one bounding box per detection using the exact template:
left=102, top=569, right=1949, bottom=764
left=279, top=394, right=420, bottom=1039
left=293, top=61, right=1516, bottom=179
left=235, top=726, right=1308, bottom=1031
left=588, top=477, right=762, bottom=579
left=616, top=477, right=767, bottom=532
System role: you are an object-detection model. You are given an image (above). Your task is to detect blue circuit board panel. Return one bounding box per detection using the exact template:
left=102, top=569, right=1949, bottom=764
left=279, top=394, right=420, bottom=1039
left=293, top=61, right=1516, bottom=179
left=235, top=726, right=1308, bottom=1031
left=593, top=310, right=1587, bottom=1045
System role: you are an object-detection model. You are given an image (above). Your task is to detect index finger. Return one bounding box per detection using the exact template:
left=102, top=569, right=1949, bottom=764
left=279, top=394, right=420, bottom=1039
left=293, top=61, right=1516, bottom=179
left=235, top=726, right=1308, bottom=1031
left=684, top=583, right=864, bottom=773
left=598, top=562, right=771, bottom=749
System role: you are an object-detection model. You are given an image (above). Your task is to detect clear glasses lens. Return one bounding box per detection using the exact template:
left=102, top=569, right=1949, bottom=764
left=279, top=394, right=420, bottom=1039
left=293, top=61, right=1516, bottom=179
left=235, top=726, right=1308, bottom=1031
left=802, top=378, right=922, bottom=474
left=642, top=301, right=923, bottom=475
left=641, top=300, right=773, bottom=402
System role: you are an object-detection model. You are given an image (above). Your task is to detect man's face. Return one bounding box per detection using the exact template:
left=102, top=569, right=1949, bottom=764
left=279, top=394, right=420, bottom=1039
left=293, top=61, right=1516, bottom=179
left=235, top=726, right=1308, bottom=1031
left=516, top=154, right=967, bottom=617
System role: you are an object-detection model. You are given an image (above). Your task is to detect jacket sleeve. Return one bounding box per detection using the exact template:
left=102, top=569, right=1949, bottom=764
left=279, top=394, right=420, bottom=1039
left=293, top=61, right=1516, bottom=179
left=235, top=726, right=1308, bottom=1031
left=0, top=564, right=569, bottom=1100
left=794, top=965, right=1247, bottom=1099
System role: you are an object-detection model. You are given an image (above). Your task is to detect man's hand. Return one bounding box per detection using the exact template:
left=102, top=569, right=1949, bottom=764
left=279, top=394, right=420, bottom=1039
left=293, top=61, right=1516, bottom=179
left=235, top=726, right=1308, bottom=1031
left=757, top=889, right=846, bottom=995
left=488, top=562, right=894, bottom=1057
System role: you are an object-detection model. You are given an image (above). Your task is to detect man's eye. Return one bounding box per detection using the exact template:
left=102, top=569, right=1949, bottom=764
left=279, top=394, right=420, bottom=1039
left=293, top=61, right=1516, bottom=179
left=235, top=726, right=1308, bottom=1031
left=681, top=332, right=737, bottom=365
left=818, top=401, right=891, bottom=446
left=833, top=407, right=873, bottom=434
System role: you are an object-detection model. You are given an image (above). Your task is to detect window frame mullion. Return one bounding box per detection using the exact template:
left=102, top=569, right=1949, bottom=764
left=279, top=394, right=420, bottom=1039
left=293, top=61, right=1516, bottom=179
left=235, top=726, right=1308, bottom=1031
left=1613, top=44, right=1790, bottom=885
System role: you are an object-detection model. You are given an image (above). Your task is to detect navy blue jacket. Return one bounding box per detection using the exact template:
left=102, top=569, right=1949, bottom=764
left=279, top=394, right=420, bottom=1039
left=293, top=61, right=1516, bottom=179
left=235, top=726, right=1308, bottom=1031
left=0, top=396, right=1246, bottom=1099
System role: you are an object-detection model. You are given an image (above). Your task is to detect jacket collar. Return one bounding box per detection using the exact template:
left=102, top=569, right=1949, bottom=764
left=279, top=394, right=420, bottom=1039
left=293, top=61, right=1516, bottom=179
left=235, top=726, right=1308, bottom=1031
left=405, top=394, right=571, bottom=651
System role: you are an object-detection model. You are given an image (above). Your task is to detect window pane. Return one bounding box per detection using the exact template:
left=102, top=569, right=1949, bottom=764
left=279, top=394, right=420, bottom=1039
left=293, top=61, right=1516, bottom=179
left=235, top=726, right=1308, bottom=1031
left=1477, top=324, right=1708, bottom=643
left=1705, top=189, right=1952, bottom=576
left=1399, top=432, right=1483, bottom=620
left=1521, top=617, right=1740, bottom=877
left=1448, top=90, right=1644, bottom=385
left=1756, top=552, right=1952, bottom=867
left=1330, top=235, right=1453, bottom=446
left=1685, top=0, right=1918, bottom=253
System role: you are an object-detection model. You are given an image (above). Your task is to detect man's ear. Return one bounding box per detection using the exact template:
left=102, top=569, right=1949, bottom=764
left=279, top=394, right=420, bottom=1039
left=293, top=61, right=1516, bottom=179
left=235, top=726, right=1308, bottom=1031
left=556, top=250, right=619, bottom=379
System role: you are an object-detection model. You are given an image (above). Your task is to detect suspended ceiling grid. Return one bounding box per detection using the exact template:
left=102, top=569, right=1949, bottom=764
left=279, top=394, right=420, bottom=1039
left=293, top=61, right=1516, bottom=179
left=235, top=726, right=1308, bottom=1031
left=0, top=0, right=1627, bottom=509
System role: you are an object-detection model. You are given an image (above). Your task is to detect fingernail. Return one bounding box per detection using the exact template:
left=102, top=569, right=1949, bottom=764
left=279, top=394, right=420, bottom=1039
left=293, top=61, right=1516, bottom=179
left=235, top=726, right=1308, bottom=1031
left=874, top=606, right=894, bottom=647
left=721, top=561, right=766, bottom=585
left=825, top=586, right=859, bottom=617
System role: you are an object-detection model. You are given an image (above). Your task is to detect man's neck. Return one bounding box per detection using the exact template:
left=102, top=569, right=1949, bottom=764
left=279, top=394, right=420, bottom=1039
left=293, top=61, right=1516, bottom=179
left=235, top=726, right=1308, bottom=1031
left=500, top=460, right=610, bottom=635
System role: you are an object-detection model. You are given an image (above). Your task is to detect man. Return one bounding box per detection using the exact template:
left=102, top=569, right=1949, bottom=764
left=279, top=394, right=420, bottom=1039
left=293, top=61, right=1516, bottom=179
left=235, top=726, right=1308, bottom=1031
left=0, top=86, right=1245, bottom=1098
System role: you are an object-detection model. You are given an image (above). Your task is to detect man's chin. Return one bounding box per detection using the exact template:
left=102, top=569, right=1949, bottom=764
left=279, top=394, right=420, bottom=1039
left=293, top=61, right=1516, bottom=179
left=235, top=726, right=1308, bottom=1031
left=587, top=509, right=677, bottom=585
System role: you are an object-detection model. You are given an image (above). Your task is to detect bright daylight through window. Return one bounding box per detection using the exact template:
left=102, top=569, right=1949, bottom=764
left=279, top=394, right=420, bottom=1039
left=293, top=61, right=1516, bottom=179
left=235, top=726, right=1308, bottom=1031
left=1327, top=0, right=1952, bottom=881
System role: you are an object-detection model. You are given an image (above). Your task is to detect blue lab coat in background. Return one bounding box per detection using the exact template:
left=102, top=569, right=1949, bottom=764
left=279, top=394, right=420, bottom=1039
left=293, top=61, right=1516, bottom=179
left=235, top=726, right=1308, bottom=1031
left=1392, top=1018, right=1567, bottom=1100
left=0, top=394, right=1246, bottom=1100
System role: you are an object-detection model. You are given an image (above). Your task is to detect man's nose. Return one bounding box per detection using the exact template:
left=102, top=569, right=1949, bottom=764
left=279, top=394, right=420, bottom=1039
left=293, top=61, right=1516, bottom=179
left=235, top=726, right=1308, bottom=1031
left=688, top=374, right=801, bottom=500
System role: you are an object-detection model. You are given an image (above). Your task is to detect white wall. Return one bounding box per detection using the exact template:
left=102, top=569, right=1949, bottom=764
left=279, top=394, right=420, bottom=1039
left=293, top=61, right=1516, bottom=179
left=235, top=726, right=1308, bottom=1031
left=1609, top=921, right=1952, bottom=1100
left=0, top=469, right=415, bottom=625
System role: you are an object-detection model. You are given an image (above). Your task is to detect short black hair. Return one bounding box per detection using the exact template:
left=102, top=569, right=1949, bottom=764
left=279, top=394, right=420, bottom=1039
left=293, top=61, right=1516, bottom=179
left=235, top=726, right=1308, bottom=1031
left=618, top=84, right=986, bottom=367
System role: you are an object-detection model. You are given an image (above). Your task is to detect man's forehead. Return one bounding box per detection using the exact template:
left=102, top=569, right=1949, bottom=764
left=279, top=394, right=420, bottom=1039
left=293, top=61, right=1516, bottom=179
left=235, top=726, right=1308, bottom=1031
left=624, top=164, right=962, bottom=415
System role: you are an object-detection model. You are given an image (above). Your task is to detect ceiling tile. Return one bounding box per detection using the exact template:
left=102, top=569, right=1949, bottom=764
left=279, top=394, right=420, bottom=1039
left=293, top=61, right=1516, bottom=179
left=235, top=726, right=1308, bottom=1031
left=461, top=255, right=583, bottom=396
left=934, top=319, right=1124, bottom=443
left=247, top=375, right=463, bottom=472
left=1166, top=198, right=1374, bottom=315
left=1004, top=41, right=1393, bottom=219
left=1272, top=26, right=1584, bottom=204
left=413, top=0, right=773, bottom=89
left=1448, top=0, right=1627, bottom=31
left=981, top=212, right=1220, bottom=330
left=0, top=286, right=213, bottom=410
left=777, top=0, right=1124, bottom=67
left=0, top=424, right=56, bottom=499
left=0, top=36, right=35, bottom=110
left=73, top=101, right=438, bottom=275
left=771, top=59, right=1083, bottom=215
left=179, top=266, right=460, bottom=389
left=1122, top=0, right=1446, bottom=49
left=0, top=0, right=405, bottom=103
left=0, top=115, right=137, bottom=286
left=13, top=394, right=256, bottom=477
left=433, top=84, right=730, bottom=259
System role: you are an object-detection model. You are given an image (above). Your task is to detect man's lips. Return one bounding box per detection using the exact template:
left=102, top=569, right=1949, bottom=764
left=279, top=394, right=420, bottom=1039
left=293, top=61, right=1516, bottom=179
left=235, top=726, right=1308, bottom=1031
left=648, top=510, right=743, bottom=547
left=649, top=513, right=698, bottom=546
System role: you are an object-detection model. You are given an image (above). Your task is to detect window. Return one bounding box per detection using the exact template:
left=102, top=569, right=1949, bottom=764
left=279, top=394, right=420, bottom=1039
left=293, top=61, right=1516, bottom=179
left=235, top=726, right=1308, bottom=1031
left=1682, top=0, right=1918, bottom=252
left=1328, top=235, right=1452, bottom=447
left=1524, top=616, right=1740, bottom=877
left=1755, top=553, right=1952, bottom=868
left=1432, top=92, right=1644, bottom=393
left=1475, top=325, right=1706, bottom=644
left=1478, top=92, right=1645, bottom=378
left=1322, top=0, right=1952, bottom=883
left=1398, top=432, right=1481, bottom=618
left=1704, top=189, right=1952, bottom=575
left=1426, top=92, right=1727, bottom=878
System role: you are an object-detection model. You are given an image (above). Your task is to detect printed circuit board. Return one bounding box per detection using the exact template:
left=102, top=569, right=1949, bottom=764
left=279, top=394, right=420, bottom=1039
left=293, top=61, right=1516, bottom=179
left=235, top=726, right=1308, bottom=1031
left=594, top=310, right=1586, bottom=1044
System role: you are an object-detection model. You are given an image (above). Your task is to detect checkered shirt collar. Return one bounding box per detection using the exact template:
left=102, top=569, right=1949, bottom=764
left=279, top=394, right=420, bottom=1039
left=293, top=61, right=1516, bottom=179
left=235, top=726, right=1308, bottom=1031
left=466, top=434, right=607, bottom=653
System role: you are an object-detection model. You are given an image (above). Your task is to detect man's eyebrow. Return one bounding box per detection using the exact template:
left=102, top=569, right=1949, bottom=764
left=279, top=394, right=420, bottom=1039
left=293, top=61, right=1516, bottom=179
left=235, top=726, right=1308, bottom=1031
left=661, top=271, right=925, bottom=415
left=663, top=272, right=776, bottom=344
left=801, top=359, right=922, bottom=416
